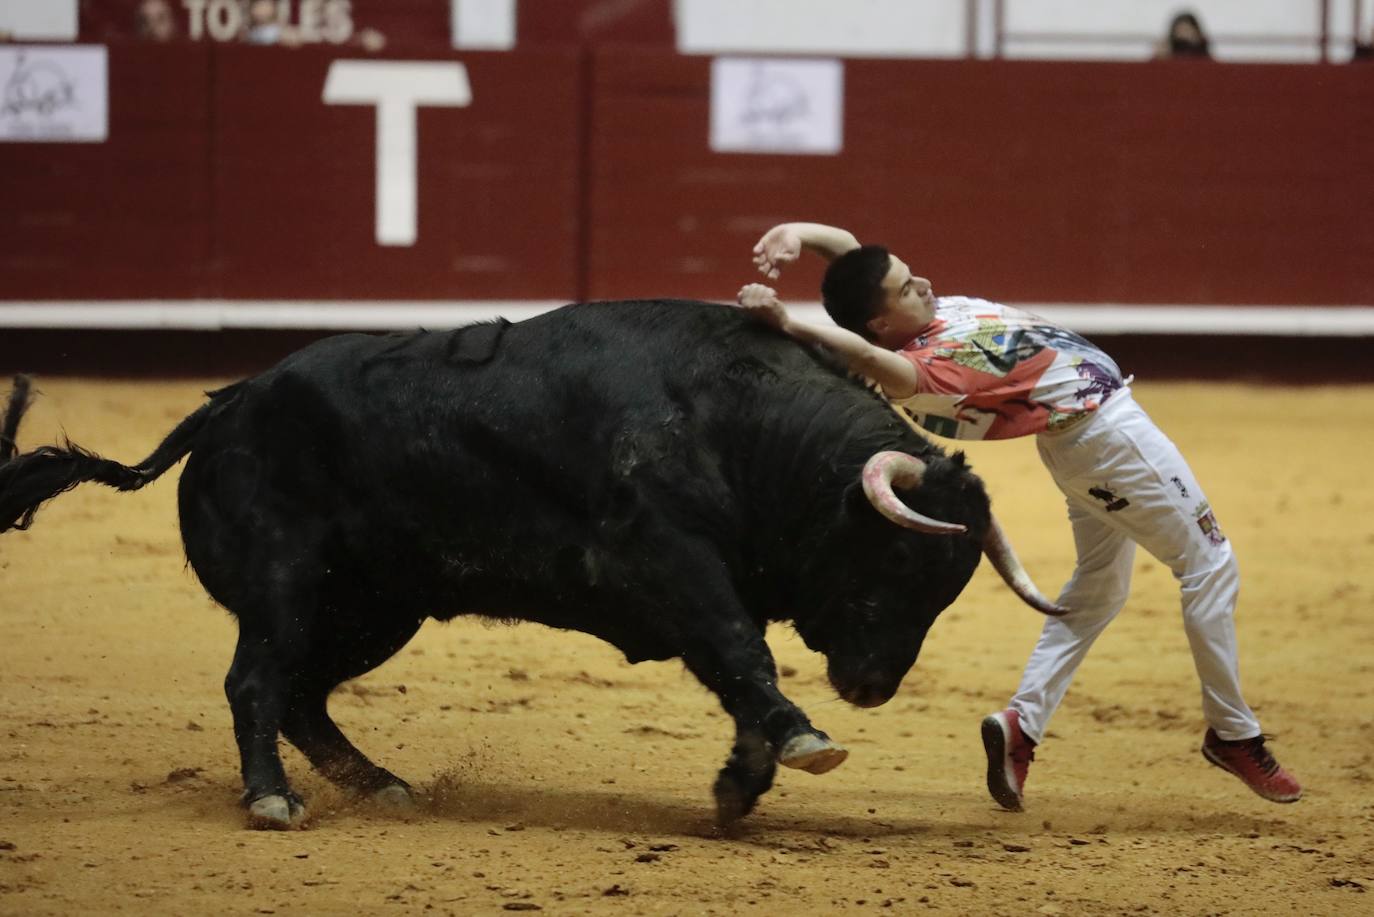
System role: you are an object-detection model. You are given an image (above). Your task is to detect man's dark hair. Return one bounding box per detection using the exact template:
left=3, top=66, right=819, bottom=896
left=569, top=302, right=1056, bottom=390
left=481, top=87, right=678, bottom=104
left=821, top=245, right=891, bottom=340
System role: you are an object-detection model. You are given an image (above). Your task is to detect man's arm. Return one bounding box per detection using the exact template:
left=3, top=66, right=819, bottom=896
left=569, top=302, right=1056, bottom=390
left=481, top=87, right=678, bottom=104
left=753, top=223, right=861, bottom=279
left=736, top=284, right=918, bottom=399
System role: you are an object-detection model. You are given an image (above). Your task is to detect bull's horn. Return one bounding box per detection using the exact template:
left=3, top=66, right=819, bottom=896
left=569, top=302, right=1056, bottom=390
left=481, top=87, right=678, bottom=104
left=861, top=451, right=967, bottom=535
left=982, top=515, right=1070, bottom=616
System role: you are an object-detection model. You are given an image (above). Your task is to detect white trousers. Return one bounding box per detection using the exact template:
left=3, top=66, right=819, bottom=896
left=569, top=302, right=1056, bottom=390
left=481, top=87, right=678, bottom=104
left=1008, top=389, right=1261, bottom=743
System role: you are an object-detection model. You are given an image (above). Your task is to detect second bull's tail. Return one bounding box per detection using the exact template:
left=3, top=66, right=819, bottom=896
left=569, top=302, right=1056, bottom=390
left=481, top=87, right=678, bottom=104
left=0, top=376, right=235, bottom=533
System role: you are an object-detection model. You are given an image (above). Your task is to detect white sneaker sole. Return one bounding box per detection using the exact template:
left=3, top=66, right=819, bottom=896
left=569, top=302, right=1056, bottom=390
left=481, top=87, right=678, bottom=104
left=981, top=714, right=1024, bottom=812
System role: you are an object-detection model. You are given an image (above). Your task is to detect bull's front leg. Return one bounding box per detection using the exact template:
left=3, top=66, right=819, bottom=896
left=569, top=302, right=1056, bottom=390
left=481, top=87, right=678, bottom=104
left=682, top=617, right=848, bottom=825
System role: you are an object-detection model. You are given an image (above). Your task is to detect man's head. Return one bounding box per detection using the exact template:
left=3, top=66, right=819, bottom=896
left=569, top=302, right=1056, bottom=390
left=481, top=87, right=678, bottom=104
left=821, top=245, right=936, bottom=348
left=136, top=0, right=177, bottom=41
left=248, top=0, right=278, bottom=26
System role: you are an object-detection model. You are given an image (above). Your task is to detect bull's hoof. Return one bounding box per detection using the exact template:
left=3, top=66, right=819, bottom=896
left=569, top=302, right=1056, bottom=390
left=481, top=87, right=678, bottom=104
left=370, top=782, right=416, bottom=811
left=246, top=794, right=307, bottom=830
left=712, top=772, right=759, bottom=827
left=779, top=732, right=849, bottom=775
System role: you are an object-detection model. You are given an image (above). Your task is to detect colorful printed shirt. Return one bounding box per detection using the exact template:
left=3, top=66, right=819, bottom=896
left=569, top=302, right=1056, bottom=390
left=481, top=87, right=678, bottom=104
left=888, top=296, right=1125, bottom=441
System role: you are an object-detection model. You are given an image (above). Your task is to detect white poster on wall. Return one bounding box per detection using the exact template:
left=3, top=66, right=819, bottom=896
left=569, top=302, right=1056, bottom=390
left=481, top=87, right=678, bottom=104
left=710, top=57, right=844, bottom=155
left=0, top=46, right=108, bottom=143
left=451, top=0, right=517, bottom=50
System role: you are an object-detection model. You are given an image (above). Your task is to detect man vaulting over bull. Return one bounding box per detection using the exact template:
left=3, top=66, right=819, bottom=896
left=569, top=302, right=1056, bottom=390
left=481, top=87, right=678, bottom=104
left=734, top=221, right=1302, bottom=810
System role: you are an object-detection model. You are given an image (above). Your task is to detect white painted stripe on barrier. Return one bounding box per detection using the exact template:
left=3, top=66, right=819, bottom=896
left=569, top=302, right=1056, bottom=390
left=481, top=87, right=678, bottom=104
left=1024, top=305, right=1374, bottom=337
left=0, top=301, right=1373, bottom=335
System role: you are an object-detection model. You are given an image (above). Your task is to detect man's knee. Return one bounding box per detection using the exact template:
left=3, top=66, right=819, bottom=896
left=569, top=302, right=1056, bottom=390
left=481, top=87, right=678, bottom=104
left=1179, top=551, right=1240, bottom=625
left=1057, top=577, right=1131, bottom=621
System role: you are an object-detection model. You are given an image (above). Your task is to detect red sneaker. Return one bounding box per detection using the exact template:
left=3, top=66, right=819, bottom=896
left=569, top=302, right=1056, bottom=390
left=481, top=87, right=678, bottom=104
left=1201, top=729, right=1302, bottom=803
left=982, top=709, right=1035, bottom=811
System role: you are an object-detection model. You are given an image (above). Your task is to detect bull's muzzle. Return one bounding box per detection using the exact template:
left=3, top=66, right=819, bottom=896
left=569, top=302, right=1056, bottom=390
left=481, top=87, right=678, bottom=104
left=828, top=661, right=902, bottom=709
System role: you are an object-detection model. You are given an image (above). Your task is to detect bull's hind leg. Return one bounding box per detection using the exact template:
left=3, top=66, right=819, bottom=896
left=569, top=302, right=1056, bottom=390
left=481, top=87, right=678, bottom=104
left=216, top=567, right=420, bottom=826
left=218, top=540, right=346, bottom=829
left=225, top=624, right=309, bottom=829
left=180, top=453, right=325, bottom=828
left=281, top=688, right=414, bottom=805
left=279, top=618, right=423, bottom=807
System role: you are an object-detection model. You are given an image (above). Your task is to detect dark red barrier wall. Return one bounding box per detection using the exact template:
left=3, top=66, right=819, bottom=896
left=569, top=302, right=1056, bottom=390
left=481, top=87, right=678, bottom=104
left=212, top=46, right=582, bottom=299
left=2, top=48, right=1371, bottom=306
left=1, top=45, right=214, bottom=298
left=519, top=0, right=673, bottom=46
left=589, top=52, right=1374, bottom=305
left=1, top=44, right=583, bottom=300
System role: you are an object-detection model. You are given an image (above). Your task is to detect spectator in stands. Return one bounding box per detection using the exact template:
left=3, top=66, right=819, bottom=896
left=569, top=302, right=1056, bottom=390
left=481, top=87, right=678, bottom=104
left=135, top=0, right=178, bottom=42
left=356, top=27, right=387, bottom=53
left=244, top=0, right=297, bottom=46
left=1157, top=11, right=1212, bottom=59
left=1353, top=25, right=1373, bottom=61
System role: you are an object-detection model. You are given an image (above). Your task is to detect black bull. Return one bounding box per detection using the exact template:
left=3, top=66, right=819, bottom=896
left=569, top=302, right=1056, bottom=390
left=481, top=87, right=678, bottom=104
left=0, top=300, right=1059, bottom=829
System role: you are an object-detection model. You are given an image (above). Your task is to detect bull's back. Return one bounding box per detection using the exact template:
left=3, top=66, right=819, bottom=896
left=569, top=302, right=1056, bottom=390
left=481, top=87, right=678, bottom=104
left=184, top=300, right=871, bottom=547
left=225, top=300, right=834, bottom=456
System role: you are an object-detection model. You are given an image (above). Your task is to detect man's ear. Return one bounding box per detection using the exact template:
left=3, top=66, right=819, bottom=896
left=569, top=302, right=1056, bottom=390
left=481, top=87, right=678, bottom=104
left=866, top=314, right=888, bottom=337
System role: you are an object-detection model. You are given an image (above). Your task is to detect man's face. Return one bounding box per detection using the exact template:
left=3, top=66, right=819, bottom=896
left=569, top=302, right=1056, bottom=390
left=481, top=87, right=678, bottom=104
left=866, top=255, right=936, bottom=345
left=140, top=0, right=176, bottom=41
left=249, top=0, right=277, bottom=25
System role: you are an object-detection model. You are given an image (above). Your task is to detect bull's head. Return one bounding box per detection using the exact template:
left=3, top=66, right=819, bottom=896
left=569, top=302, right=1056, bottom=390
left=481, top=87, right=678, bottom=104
left=801, top=451, right=1064, bottom=710
left=865, top=452, right=1067, bottom=618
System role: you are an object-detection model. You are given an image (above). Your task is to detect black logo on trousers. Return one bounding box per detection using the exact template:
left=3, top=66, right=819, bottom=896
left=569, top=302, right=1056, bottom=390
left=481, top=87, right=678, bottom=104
left=1088, top=485, right=1130, bottom=512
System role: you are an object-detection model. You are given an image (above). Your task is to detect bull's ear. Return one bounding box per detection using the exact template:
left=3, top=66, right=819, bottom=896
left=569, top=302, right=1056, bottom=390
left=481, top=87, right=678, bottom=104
left=951, top=450, right=967, bottom=468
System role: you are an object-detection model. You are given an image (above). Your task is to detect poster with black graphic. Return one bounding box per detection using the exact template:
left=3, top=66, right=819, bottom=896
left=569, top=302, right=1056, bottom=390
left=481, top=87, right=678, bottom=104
left=0, top=45, right=108, bottom=142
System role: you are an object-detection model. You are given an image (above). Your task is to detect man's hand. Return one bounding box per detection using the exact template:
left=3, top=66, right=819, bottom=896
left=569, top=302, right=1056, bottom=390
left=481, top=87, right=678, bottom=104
left=752, top=226, right=803, bottom=280
left=735, top=284, right=920, bottom=398
left=736, top=283, right=790, bottom=331
left=752, top=223, right=862, bottom=278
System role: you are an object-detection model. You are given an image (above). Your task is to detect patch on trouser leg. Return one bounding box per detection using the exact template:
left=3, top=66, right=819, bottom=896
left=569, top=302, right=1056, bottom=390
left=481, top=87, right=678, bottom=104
left=1087, top=485, right=1130, bottom=512
left=1193, top=500, right=1226, bottom=546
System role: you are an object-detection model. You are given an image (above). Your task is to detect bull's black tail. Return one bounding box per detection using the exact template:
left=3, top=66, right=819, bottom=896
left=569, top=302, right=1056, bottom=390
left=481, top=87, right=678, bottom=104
left=0, top=376, right=238, bottom=533
left=0, top=374, right=33, bottom=463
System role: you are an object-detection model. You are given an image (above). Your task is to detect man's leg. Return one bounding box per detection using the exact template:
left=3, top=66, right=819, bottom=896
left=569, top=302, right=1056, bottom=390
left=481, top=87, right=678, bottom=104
left=1068, top=396, right=1297, bottom=800
left=1009, top=499, right=1135, bottom=743
left=984, top=495, right=1135, bottom=810
left=1093, top=400, right=1260, bottom=739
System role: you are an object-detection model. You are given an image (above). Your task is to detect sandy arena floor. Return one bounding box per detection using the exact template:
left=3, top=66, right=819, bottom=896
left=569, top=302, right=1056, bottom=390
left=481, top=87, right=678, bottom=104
left=1, top=377, right=1372, bottom=916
